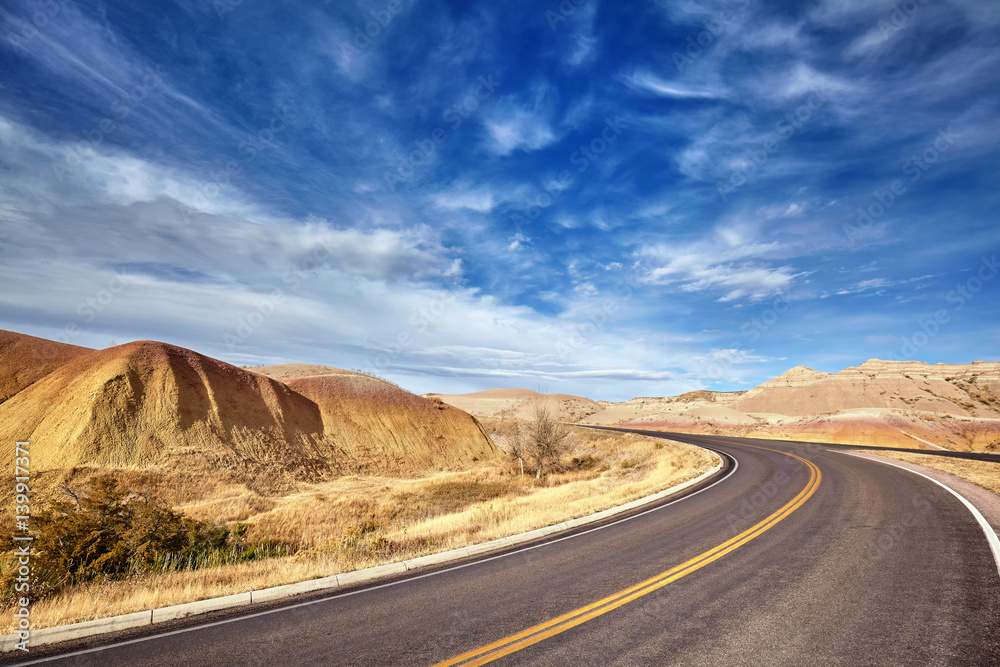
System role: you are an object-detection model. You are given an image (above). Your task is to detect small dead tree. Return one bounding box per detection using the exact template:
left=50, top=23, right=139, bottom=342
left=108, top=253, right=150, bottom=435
left=489, top=407, right=527, bottom=476
left=530, top=399, right=570, bottom=479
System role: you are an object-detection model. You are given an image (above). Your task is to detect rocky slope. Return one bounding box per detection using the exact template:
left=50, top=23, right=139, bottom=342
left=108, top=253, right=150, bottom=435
left=286, top=374, right=496, bottom=471
left=0, top=331, right=498, bottom=477
left=0, top=330, right=92, bottom=403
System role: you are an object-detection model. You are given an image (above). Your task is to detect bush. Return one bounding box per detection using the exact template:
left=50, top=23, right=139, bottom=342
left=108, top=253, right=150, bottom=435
left=0, top=477, right=253, bottom=604
left=570, top=455, right=599, bottom=470
left=530, top=400, right=570, bottom=479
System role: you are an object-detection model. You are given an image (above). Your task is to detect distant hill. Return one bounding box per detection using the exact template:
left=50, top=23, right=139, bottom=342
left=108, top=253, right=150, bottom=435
left=429, top=388, right=601, bottom=422
left=0, top=331, right=498, bottom=477
left=581, top=359, right=1000, bottom=451
left=247, top=363, right=358, bottom=381
left=733, top=360, right=1000, bottom=417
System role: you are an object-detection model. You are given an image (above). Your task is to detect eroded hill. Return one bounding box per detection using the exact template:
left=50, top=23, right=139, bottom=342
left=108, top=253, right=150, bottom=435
left=429, top=388, right=601, bottom=422
left=0, top=332, right=499, bottom=484
left=581, top=360, right=1000, bottom=451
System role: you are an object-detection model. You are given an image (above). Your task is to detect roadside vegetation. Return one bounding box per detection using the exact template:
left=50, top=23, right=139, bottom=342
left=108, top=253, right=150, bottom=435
left=869, top=448, right=1000, bottom=495
left=0, top=478, right=282, bottom=607
left=0, top=423, right=716, bottom=632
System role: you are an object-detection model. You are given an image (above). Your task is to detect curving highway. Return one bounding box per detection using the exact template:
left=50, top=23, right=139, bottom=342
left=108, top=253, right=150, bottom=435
left=16, top=432, right=1000, bottom=666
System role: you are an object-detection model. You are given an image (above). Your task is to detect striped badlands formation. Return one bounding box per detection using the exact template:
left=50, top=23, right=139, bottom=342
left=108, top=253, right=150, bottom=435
left=576, top=360, right=1000, bottom=451
left=0, top=331, right=498, bottom=477
left=734, top=361, right=1000, bottom=417
left=438, top=359, right=1000, bottom=451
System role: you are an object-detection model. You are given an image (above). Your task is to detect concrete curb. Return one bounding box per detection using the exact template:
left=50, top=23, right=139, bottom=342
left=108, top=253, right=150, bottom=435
left=0, top=610, right=152, bottom=652
left=151, top=592, right=252, bottom=624
left=2, top=445, right=723, bottom=652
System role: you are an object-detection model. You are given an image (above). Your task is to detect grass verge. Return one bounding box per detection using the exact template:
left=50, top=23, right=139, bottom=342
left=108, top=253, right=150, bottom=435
left=1, top=426, right=717, bottom=632
left=864, top=450, right=1000, bottom=496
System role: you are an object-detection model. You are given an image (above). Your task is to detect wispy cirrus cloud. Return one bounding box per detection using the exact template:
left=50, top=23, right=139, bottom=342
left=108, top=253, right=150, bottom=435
left=2, top=0, right=999, bottom=400
left=637, top=223, right=808, bottom=302
left=482, top=84, right=560, bottom=155
left=623, top=71, right=724, bottom=100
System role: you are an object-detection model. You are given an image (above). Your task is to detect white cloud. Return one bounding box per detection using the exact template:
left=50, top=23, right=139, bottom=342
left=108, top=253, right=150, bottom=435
left=507, top=233, right=530, bottom=251
left=485, top=111, right=557, bottom=155
left=1, top=114, right=719, bottom=401
left=399, top=365, right=678, bottom=382
left=777, top=63, right=854, bottom=101
left=0, top=114, right=460, bottom=287
left=674, top=114, right=755, bottom=182
left=624, top=71, right=723, bottom=99
left=564, top=1, right=599, bottom=67
left=568, top=33, right=599, bottom=67
left=430, top=187, right=496, bottom=213
left=638, top=225, right=805, bottom=301
left=0, top=4, right=240, bottom=148
left=833, top=273, right=938, bottom=296
left=807, top=0, right=899, bottom=27
left=483, top=86, right=560, bottom=156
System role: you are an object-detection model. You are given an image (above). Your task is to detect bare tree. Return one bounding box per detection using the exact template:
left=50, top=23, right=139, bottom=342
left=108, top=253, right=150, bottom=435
left=530, top=399, right=570, bottom=479
left=493, top=406, right=527, bottom=476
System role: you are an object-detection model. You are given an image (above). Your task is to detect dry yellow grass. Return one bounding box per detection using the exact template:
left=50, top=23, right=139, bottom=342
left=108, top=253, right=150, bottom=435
left=866, top=450, right=1000, bottom=495
left=3, top=427, right=717, bottom=632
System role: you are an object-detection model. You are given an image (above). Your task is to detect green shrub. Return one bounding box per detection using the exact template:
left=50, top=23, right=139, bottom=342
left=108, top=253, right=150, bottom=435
left=0, top=477, right=273, bottom=604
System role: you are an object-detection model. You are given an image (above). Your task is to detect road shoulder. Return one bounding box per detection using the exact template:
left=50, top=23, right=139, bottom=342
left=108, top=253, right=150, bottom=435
left=839, top=450, right=1000, bottom=573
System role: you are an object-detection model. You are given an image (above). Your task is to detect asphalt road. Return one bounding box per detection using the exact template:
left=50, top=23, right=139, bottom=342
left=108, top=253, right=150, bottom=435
left=19, top=433, right=1000, bottom=666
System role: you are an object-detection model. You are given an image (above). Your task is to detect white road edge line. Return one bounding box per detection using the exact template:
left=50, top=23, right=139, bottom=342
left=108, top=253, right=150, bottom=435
left=12, top=446, right=738, bottom=665
left=834, top=450, right=1000, bottom=577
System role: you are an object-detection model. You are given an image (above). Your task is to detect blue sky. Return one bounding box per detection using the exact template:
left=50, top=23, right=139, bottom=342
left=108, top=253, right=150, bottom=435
left=1, top=0, right=998, bottom=401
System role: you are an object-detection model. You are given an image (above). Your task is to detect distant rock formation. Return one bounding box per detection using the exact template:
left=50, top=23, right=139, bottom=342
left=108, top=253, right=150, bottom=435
left=581, top=359, right=1000, bottom=451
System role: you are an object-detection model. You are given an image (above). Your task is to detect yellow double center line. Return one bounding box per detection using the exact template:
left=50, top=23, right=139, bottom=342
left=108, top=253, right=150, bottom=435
left=433, top=443, right=822, bottom=666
